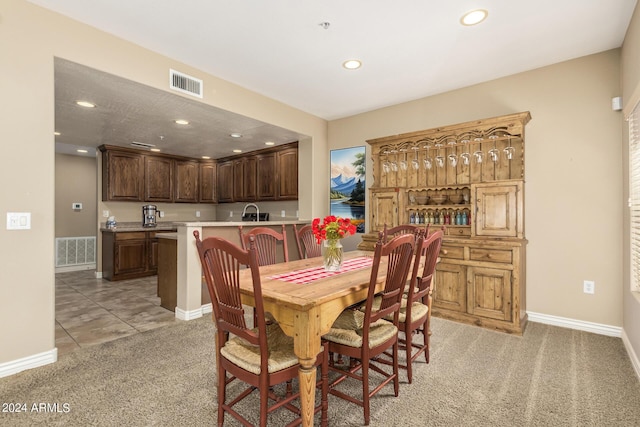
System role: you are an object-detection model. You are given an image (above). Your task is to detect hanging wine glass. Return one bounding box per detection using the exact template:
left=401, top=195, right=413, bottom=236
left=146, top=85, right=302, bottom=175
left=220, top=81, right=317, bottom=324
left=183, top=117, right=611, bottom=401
left=504, top=136, right=515, bottom=160
left=423, top=144, right=433, bottom=170
left=382, top=150, right=390, bottom=174
left=434, top=143, right=445, bottom=168
left=473, top=150, right=484, bottom=164
left=488, top=135, right=499, bottom=163
left=399, top=148, right=408, bottom=171
left=411, top=147, right=420, bottom=170
left=460, top=138, right=470, bottom=167
left=447, top=139, right=457, bottom=168
left=389, top=150, right=398, bottom=172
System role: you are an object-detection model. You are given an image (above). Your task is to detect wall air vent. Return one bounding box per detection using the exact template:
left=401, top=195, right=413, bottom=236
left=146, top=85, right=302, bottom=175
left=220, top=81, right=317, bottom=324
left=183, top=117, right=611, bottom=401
left=131, top=141, right=155, bottom=150
left=169, top=69, right=203, bottom=98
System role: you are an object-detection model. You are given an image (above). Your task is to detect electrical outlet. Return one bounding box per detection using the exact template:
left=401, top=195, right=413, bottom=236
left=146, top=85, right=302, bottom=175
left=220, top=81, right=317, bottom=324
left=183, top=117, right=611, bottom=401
left=195, top=211, right=201, bottom=218
left=158, top=211, right=164, bottom=218
left=281, top=210, right=286, bottom=217
left=583, top=280, right=595, bottom=294
left=102, top=210, right=109, bottom=218
left=229, top=211, right=233, bottom=218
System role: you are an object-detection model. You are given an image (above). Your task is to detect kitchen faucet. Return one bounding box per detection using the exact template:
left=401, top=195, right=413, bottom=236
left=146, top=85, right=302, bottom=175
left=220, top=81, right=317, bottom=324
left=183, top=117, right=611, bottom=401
left=241, top=203, right=260, bottom=222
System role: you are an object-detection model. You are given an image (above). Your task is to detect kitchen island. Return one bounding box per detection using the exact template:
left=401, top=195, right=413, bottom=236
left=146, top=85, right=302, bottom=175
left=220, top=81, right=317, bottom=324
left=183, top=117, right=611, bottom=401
left=171, top=220, right=309, bottom=320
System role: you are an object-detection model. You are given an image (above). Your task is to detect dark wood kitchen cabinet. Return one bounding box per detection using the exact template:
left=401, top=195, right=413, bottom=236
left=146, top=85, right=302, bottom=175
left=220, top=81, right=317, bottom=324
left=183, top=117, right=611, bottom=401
left=216, top=142, right=298, bottom=203
left=174, top=159, right=199, bottom=203
left=144, top=156, right=173, bottom=202
left=199, top=161, right=217, bottom=203
left=102, top=150, right=144, bottom=202
left=102, top=230, right=174, bottom=281
left=276, top=147, right=298, bottom=200
left=256, top=152, right=277, bottom=200
left=216, top=160, right=234, bottom=202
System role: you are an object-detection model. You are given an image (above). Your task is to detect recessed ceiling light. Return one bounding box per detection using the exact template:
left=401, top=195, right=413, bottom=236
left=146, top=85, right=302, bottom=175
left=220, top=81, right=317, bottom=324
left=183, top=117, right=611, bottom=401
left=233, top=149, right=242, bottom=153
left=76, top=149, right=88, bottom=153
left=76, top=100, right=96, bottom=108
left=230, top=133, right=242, bottom=138
left=460, top=9, right=488, bottom=26
left=202, top=156, right=211, bottom=159
left=343, top=59, right=362, bottom=70
left=175, top=119, right=189, bottom=125
left=150, top=148, right=161, bottom=152
left=265, top=141, right=275, bottom=146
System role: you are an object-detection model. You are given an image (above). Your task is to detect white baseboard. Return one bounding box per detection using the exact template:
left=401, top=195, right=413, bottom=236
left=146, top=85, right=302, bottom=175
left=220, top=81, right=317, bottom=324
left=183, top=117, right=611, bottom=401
left=622, top=329, right=640, bottom=380
left=0, top=348, right=57, bottom=378
left=95, top=271, right=103, bottom=279
left=55, top=263, right=96, bottom=274
left=527, top=311, right=622, bottom=337
left=175, top=303, right=212, bottom=320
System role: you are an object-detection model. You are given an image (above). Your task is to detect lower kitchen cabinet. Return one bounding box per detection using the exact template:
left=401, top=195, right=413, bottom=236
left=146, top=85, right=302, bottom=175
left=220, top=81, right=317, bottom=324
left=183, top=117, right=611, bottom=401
left=432, top=237, right=526, bottom=334
left=102, top=230, right=174, bottom=281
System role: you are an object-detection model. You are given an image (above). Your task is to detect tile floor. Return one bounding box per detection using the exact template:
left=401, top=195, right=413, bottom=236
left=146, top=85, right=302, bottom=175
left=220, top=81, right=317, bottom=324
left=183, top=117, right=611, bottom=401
left=55, top=270, right=177, bottom=357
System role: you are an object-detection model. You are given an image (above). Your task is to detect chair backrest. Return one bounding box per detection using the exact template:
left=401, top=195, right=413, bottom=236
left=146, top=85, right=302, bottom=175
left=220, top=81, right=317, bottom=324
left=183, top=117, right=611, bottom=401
left=238, top=225, right=289, bottom=266
left=382, top=223, right=429, bottom=243
left=362, top=232, right=416, bottom=330
left=407, top=230, right=443, bottom=305
left=293, top=224, right=322, bottom=259
left=194, top=231, right=268, bottom=356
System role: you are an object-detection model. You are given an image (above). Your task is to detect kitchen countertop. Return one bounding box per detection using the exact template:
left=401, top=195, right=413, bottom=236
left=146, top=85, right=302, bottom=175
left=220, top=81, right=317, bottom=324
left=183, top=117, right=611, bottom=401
left=173, top=220, right=310, bottom=227
left=101, top=220, right=310, bottom=232
left=100, top=222, right=178, bottom=232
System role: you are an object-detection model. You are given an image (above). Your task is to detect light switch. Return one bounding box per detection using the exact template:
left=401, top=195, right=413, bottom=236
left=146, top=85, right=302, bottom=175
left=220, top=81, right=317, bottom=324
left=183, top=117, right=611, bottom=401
left=72, top=202, right=82, bottom=210
left=7, top=212, right=31, bottom=230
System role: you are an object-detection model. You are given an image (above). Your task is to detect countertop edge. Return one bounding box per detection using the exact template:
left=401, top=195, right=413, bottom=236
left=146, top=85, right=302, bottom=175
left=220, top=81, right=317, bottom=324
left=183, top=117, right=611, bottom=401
left=173, top=220, right=311, bottom=227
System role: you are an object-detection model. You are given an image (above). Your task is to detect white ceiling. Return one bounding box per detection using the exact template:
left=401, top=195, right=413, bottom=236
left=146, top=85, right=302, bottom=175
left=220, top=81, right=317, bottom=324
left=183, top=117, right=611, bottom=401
left=32, top=0, right=638, bottom=157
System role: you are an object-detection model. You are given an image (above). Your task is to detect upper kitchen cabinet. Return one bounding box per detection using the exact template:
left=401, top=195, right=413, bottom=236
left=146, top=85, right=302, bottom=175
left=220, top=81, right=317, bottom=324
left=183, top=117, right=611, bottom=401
left=144, top=156, right=173, bottom=202
left=256, top=152, right=277, bottom=200
left=199, top=161, right=217, bottom=203
left=100, top=145, right=216, bottom=204
left=276, top=146, right=298, bottom=200
left=216, top=142, right=298, bottom=203
left=174, top=159, right=199, bottom=203
left=101, top=148, right=144, bottom=202
left=217, top=160, right=234, bottom=203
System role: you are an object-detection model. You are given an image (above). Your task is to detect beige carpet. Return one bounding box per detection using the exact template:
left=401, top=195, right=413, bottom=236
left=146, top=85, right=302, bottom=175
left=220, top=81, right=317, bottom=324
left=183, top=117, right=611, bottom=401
left=2, top=316, right=640, bottom=426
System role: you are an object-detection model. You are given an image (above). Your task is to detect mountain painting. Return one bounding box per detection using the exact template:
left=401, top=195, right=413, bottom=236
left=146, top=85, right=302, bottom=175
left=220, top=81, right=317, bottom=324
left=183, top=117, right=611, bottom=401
left=330, top=146, right=366, bottom=233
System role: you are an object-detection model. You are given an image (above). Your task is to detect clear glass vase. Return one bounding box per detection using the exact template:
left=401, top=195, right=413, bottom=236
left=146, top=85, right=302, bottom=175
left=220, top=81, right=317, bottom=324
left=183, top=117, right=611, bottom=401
left=322, top=239, right=343, bottom=272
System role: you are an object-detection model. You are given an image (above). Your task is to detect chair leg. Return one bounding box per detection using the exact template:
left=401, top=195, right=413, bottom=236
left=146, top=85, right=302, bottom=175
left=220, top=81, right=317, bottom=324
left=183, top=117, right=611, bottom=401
left=217, top=365, right=226, bottom=427
left=362, top=357, right=371, bottom=426
left=260, top=379, right=268, bottom=427
left=424, top=317, right=430, bottom=364
left=405, top=326, right=414, bottom=384
left=393, top=341, right=400, bottom=397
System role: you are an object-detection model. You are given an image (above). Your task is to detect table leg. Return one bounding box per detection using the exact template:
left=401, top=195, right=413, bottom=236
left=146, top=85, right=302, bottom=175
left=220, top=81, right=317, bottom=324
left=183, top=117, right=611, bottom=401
left=298, top=358, right=317, bottom=426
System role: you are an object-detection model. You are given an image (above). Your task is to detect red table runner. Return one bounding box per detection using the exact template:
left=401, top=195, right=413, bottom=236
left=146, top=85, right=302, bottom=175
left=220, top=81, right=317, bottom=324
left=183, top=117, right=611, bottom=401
left=269, top=256, right=373, bottom=285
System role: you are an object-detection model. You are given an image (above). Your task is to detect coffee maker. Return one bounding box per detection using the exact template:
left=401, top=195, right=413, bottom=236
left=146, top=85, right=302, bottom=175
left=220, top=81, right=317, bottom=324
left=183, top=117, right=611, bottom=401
left=142, top=205, right=158, bottom=228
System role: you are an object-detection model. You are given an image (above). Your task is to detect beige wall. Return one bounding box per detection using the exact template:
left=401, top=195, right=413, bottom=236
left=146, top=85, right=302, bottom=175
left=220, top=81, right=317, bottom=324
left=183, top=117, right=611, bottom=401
left=329, top=50, right=624, bottom=328
left=0, top=0, right=327, bottom=365
left=55, top=153, right=98, bottom=237
left=621, top=5, right=640, bottom=359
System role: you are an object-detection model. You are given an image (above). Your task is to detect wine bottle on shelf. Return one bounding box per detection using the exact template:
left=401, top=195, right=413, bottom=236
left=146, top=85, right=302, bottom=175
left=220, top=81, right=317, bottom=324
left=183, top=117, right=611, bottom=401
left=455, top=210, right=462, bottom=225
left=410, top=212, right=415, bottom=224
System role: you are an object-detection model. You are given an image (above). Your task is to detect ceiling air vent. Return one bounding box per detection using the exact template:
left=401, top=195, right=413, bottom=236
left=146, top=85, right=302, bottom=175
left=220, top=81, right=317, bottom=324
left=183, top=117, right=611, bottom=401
left=169, top=69, right=203, bottom=98
left=131, top=141, right=155, bottom=150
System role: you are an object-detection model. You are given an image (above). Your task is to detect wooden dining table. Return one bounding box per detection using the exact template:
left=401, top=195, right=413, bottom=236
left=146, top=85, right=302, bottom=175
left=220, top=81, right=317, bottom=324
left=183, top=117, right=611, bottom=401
left=236, top=250, right=386, bottom=427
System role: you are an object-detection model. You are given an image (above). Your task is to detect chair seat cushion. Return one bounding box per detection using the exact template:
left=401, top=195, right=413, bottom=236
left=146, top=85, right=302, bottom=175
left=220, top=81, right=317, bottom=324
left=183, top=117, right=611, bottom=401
left=392, top=301, right=428, bottom=324
left=221, top=323, right=298, bottom=375
left=323, top=309, right=398, bottom=349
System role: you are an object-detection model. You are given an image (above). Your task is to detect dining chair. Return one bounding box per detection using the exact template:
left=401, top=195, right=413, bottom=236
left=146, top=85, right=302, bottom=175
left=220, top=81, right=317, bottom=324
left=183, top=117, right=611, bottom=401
left=239, top=225, right=289, bottom=265
left=193, top=231, right=329, bottom=427
left=322, top=233, right=416, bottom=426
left=293, top=224, right=322, bottom=259
left=381, top=223, right=429, bottom=243
left=395, top=229, right=442, bottom=383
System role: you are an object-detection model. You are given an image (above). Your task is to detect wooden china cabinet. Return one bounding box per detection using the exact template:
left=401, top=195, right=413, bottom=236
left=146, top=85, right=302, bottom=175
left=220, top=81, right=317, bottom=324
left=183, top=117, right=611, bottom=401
left=360, top=112, right=531, bottom=334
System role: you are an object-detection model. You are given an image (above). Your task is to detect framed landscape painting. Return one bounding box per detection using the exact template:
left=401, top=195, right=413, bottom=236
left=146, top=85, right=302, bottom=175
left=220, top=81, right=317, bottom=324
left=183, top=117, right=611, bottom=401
left=330, top=146, right=366, bottom=233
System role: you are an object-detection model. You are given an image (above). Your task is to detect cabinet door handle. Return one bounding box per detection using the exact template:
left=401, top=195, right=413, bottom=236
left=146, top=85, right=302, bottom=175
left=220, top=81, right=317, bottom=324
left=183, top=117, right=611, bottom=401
left=441, top=249, right=448, bottom=255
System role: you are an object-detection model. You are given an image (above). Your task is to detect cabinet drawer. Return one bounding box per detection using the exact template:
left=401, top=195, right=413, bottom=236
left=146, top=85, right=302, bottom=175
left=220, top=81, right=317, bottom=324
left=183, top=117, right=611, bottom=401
left=445, top=226, right=471, bottom=237
left=439, top=245, right=464, bottom=260
left=115, top=232, right=147, bottom=241
left=469, top=248, right=512, bottom=264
